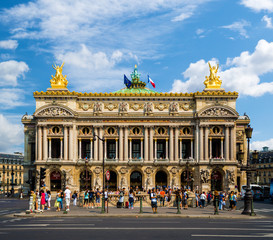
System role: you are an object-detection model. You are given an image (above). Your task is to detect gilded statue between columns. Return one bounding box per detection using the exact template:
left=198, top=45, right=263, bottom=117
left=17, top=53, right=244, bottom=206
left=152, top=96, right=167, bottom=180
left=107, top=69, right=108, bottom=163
left=50, top=62, right=68, bottom=89
left=204, top=62, right=222, bottom=89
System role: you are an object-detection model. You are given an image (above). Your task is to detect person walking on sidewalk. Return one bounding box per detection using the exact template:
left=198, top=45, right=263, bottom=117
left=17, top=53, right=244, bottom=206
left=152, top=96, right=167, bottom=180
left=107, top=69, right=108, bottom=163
left=200, top=191, right=206, bottom=208
left=72, top=191, right=78, bottom=206
left=64, top=186, right=72, bottom=211
left=84, top=190, right=89, bottom=207
left=128, top=189, right=135, bottom=209
left=95, top=188, right=101, bottom=208
left=150, top=188, right=158, bottom=214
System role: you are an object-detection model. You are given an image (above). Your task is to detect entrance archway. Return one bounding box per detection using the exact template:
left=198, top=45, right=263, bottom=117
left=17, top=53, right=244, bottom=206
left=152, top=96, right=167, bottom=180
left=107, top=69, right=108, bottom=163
left=50, top=171, right=62, bottom=191
left=105, top=170, right=117, bottom=190
left=211, top=170, right=223, bottom=191
left=130, top=171, right=142, bottom=190
left=80, top=171, right=92, bottom=191
left=181, top=170, right=194, bottom=190
left=155, top=170, right=167, bottom=188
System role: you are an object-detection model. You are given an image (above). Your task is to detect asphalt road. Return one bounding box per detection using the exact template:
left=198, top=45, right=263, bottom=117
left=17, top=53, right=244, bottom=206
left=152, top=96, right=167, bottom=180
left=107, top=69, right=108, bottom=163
left=0, top=217, right=273, bottom=239
left=0, top=198, right=272, bottom=239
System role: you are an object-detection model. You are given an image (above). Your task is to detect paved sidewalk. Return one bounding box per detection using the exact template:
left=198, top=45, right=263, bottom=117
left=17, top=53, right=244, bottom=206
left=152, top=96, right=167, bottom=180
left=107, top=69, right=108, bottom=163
left=15, top=204, right=266, bottom=219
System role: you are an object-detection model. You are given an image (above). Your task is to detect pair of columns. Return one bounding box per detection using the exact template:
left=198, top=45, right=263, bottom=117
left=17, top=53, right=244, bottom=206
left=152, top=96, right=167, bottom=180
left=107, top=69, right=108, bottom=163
left=199, top=125, right=235, bottom=161
left=37, top=125, right=74, bottom=161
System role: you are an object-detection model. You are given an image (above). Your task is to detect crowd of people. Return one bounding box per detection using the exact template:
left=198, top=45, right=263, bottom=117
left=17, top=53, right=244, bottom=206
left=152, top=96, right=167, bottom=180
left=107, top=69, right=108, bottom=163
left=28, top=186, right=239, bottom=213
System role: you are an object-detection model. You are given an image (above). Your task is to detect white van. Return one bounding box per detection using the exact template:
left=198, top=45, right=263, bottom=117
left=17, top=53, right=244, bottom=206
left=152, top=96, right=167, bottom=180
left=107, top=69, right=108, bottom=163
left=241, top=184, right=264, bottom=200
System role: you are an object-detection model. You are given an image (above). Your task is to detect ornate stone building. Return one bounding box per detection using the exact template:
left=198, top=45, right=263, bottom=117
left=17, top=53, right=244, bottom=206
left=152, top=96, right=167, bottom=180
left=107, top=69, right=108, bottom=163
left=22, top=63, right=250, bottom=193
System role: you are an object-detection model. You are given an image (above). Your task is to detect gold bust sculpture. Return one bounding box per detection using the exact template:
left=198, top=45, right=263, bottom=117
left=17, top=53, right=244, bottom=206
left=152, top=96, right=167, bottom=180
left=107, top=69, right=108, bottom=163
left=50, top=62, right=68, bottom=89
left=204, top=62, right=222, bottom=89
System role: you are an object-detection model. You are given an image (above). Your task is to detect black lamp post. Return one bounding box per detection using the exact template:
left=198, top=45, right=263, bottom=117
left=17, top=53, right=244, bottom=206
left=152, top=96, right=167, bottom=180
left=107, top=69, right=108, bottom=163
left=93, top=134, right=105, bottom=214
left=3, top=166, right=5, bottom=196
left=241, top=125, right=256, bottom=216
left=84, top=157, right=91, bottom=190
left=11, top=167, right=14, bottom=197
left=186, top=160, right=189, bottom=189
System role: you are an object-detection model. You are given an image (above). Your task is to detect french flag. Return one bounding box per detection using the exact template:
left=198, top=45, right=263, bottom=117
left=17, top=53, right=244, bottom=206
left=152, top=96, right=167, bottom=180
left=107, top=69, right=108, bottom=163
left=148, top=75, right=156, bottom=88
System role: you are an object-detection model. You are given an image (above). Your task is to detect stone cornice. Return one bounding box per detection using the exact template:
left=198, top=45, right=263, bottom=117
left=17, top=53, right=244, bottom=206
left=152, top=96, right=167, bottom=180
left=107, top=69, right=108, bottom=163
left=33, top=90, right=238, bottom=98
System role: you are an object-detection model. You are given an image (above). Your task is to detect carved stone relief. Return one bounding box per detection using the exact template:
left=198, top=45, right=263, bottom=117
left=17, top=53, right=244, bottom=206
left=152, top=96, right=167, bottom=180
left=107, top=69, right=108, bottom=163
left=154, top=103, right=168, bottom=111
left=169, top=102, right=179, bottom=114
left=200, top=107, right=236, bottom=117
left=37, top=107, right=73, bottom=117
left=105, top=103, right=118, bottom=111
left=200, top=169, right=210, bottom=183
left=78, top=103, right=93, bottom=111
left=129, top=102, right=144, bottom=111
left=93, top=102, right=103, bottom=114
left=226, top=170, right=235, bottom=185
left=119, top=102, right=128, bottom=115
left=144, top=102, right=154, bottom=115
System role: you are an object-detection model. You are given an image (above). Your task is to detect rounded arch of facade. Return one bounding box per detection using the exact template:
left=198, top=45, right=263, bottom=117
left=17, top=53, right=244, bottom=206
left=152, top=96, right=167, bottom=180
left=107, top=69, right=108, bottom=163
left=154, top=167, right=170, bottom=186
left=34, top=103, right=76, bottom=117
left=129, top=168, right=144, bottom=189
left=105, top=168, right=119, bottom=183
left=197, top=105, right=239, bottom=118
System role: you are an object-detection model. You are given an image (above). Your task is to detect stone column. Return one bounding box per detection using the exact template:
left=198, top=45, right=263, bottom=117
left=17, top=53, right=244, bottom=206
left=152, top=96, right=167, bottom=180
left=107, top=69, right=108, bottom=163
left=43, top=126, right=48, bottom=160
left=209, top=137, right=212, bottom=159
left=129, top=138, right=132, bottom=160
left=199, top=126, right=203, bottom=161
left=225, top=126, right=229, bottom=160
left=230, top=126, right=235, bottom=161
left=73, top=124, right=77, bottom=161
left=191, top=139, right=194, bottom=158
left=204, top=126, right=209, bottom=161
left=144, top=127, right=149, bottom=161
left=166, top=138, right=169, bottom=160
left=119, top=126, right=123, bottom=161
left=48, top=138, right=52, bottom=159
left=90, top=138, right=93, bottom=160
left=99, top=127, right=103, bottom=161
left=64, top=126, right=68, bottom=160
left=140, top=138, right=143, bottom=160
left=115, top=138, right=118, bottom=160
left=194, top=125, right=199, bottom=161
left=154, top=139, right=157, bottom=160
left=221, top=137, right=224, bottom=159
left=169, top=127, right=174, bottom=161
left=149, top=126, right=154, bottom=161
left=78, top=138, right=82, bottom=159
left=104, top=139, right=107, bottom=159
left=38, top=126, right=42, bottom=161
left=60, top=137, right=63, bottom=159
left=69, top=126, right=73, bottom=161
left=179, top=139, right=182, bottom=160
left=174, top=127, right=179, bottom=161
left=94, top=127, right=98, bottom=161
left=124, top=127, right=128, bottom=161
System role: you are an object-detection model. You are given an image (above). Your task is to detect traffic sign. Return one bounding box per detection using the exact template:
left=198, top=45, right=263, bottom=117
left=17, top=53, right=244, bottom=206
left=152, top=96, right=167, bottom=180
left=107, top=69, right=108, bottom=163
left=106, top=170, right=110, bottom=181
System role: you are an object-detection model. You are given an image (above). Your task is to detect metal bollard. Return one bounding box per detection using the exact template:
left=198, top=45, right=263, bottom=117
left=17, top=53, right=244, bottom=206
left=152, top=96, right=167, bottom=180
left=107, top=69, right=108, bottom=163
left=250, top=198, right=256, bottom=216
left=37, top=196, right=41, bottom=211
left=139, top=196, right=143, bottom=214
left=214, top=198, right=219, bottom=215
left=29, top=196, right=33, bottom=211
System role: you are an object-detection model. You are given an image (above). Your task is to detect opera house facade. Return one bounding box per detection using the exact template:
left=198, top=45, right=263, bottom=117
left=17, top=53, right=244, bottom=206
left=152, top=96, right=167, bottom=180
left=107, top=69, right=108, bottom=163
left=22, top=64, right=250, bottom=193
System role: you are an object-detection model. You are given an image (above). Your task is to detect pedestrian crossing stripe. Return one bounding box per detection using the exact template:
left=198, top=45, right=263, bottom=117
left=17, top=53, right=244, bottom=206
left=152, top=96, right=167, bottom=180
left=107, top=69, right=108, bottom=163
left=254, top=208, right=273, bottom=212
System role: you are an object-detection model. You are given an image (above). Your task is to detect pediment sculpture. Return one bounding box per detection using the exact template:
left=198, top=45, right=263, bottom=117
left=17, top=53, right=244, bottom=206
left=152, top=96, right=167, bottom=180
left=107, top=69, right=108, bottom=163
left=119, top=102, right=128, bottom=114
left=36, top=106, right=73, bottom=117
left=199, top=106, right=237, bottom=118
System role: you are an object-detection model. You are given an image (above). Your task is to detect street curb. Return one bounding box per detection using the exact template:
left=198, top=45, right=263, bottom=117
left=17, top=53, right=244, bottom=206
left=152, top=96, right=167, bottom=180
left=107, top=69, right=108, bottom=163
left=13, top=212, right=267, bottom=219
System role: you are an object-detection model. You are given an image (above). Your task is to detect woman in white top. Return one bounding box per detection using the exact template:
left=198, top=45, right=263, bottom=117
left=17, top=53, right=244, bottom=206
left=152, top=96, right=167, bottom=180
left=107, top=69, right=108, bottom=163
left=128, top=189, right=135, bottom=209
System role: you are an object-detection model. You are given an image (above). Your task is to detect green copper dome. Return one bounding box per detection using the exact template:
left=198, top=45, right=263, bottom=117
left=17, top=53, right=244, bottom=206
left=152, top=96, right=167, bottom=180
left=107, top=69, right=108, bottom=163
left=112, top=65, right=158, bottom=94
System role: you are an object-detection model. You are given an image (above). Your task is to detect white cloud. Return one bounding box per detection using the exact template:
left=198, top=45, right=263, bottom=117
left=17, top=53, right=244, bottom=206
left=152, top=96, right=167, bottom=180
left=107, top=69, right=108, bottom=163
left=0, top=60, right=29, bottom=86
left=241, top=0, right=273, bottom=12
left=222, top=20, right=251, bottom=38
left=56, top=44, right=133, bottom=92
left=0, top=40, right=18, bottom=50
left=251, top=138, right=273, bottom=150
left=262, top=15, right=273, bottom=28
left=0, top=114, right=24, bottom=153
left=0, top=88, right=27, bottom=109
left=170, top=39, right=273, bottom=97
left=196, top=29, right=205, bottom=35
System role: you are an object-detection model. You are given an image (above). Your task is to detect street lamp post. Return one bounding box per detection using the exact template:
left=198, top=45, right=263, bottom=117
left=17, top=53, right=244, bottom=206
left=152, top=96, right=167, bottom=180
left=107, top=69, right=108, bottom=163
left=240, top=125, right=256, bottom=216
left=186, top=161, right=189, bottom=189
left=93, top=134, right=105, bottom=214
left=2, top=166, right=5, bottom=196
left=84, top=157, right=91, bottom=190
left=11, top=167, right=14, bottom=197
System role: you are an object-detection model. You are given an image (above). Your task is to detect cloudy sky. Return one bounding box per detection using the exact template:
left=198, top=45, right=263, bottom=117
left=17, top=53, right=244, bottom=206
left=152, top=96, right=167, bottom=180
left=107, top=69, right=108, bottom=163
left=0, top=0, right=273, bottom=153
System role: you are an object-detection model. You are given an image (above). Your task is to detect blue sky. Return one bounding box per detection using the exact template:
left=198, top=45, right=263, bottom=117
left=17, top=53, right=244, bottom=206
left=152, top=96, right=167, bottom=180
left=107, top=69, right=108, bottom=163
left=0, top=0, right=273, bottom=153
